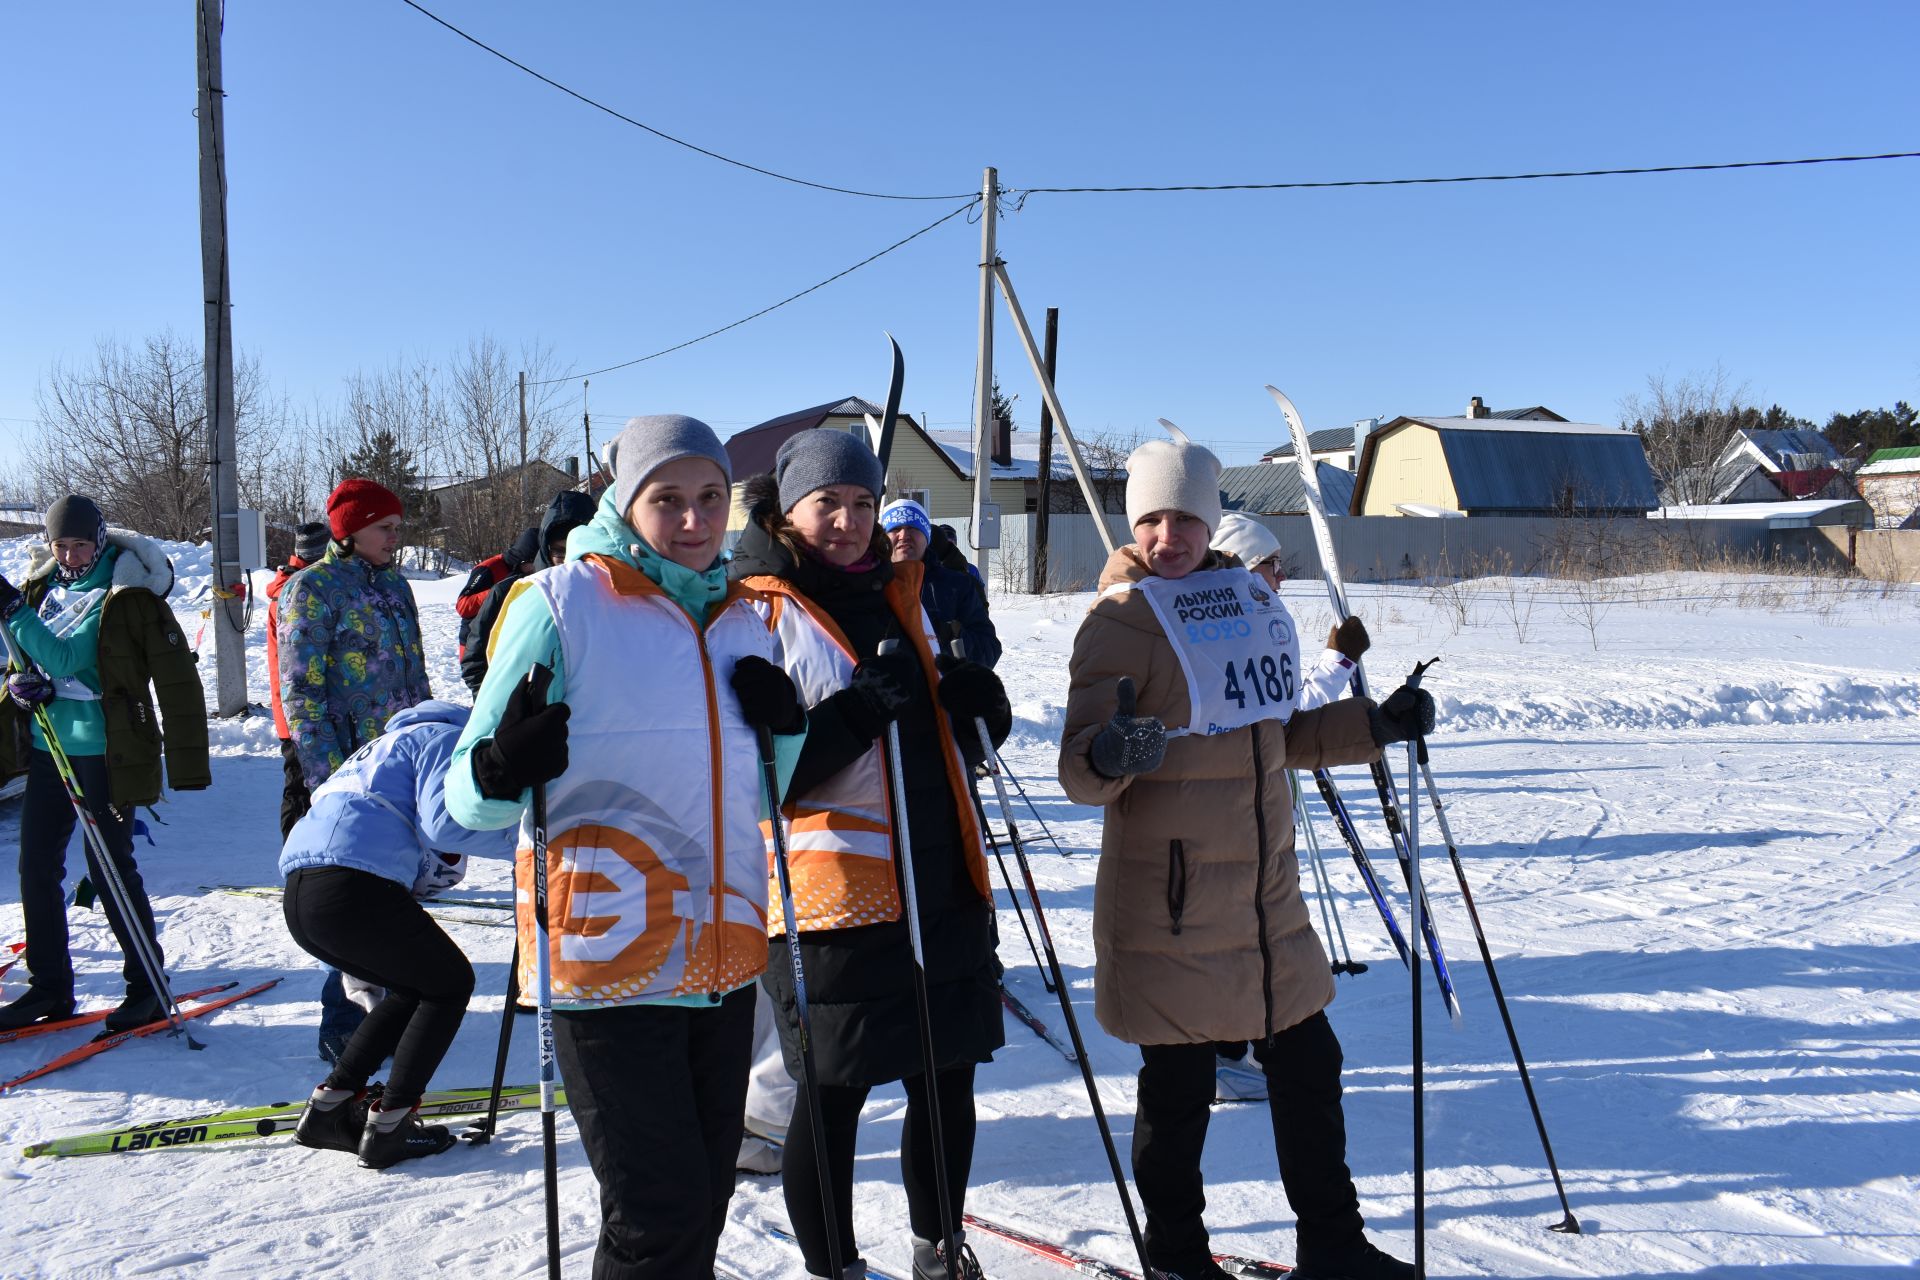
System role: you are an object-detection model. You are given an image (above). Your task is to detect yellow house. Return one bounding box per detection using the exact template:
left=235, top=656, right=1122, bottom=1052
left=1351, top=409, right=1658, bottom=517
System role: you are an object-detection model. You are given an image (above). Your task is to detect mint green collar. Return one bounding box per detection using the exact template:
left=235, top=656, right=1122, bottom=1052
left=629, top=535, right=728, bottom=625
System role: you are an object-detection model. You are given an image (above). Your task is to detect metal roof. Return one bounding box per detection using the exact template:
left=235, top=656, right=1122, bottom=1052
left=1860, top=445, right=1920, bottom=475
left=1353, top=417, right=1657, bottom=514
left=1436, top=428, right=1658, bottom=512
left=723, top=397, right=886, bottom=476
left=1733, top=427, right=1840, bottom=471
left=1218, top=461, right=1357, bottom=516
left=1260, top=427, right=1356, bottom=459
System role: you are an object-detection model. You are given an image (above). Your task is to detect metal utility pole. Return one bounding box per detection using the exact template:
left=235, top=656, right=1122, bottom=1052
left=970, top=167, right=998, bottom=580
left=196, top=0, right=245, bottom=717
left=1033, top=307, right=1058, bottom=594
left=518, top=370, right=529, bottom=512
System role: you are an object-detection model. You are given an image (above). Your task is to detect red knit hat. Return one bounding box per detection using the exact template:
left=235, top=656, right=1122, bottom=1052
left=326, top=478, right=403, bottom=540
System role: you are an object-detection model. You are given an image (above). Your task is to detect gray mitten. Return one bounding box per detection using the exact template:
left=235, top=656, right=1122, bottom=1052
left=1088, top=677, right=1167, bottom=779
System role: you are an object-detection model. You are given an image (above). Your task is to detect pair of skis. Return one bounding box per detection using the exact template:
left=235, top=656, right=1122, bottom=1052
left=23, top=1080, right=566, bottom=1158
left=1, top=978, right=281, bottom=1092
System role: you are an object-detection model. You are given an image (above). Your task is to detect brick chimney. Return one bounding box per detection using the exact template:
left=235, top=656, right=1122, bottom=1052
left=993, top=414, right=1012, bottom=468
left=1467, top=395, right=1488, bottom=419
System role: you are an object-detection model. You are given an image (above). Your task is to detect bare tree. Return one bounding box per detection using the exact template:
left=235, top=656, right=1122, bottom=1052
left=30, top=332, right=279, bottom=540
left=1052, top=426, right=1137, bottom=514
left=1621, top=365, right=1753, bottom=507
left=435, top=337, right=573, bottom=563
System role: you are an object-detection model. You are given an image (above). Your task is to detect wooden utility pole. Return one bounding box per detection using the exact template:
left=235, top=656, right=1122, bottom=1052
left=517, top=370, right=528, bottom=512
left=582, top=379, right=593, bottom=489
left=1033, top=307, right=1058, bottom=594
left=970, top=167, right=998, bottom=580
left=197, top=0, right=245, bottom=716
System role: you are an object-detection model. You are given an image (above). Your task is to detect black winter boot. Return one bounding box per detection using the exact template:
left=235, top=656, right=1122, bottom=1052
left=102, top=988, right=166, bottom=1033
left=293, top=1084, right=377, bottom=1154
left=911, top=1236, right=986, bottom=1280
left=0, top=986, right=74, bottom=1031
left=1291, top=1236, right=1415, bottom=1280
left=357, top=1101, right=455, bottom=1169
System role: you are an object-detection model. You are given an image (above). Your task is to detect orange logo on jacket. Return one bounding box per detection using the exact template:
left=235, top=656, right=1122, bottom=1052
left=518, top=825, right=689, bottom=1002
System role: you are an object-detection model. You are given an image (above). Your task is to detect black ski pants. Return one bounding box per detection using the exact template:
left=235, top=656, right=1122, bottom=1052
left=552, top=986, right=756, bottom=1280
left=782, top=1064, right=978, bottom=1276
left=17, top=749, right=161, bottom=1004
left=282, top=865, right=473, bottom=1108
left=1133, top=1012, right=1367, bottom=1271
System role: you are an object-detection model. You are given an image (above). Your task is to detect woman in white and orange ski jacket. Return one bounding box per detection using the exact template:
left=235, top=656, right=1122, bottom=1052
left=449, top=416, right=806, bottom=1280
left=729, top=427, right=1012, bottom=1280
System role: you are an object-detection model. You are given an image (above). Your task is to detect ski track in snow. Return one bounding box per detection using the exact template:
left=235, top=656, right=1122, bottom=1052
left=1, top=539, right=1917, bottom=1277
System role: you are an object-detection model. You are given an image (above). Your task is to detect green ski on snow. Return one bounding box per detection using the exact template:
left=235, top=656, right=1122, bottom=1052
left=24, top=1081, right=571, bottom=1157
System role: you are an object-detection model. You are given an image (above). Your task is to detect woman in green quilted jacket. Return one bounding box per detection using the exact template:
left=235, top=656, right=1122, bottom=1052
left=0, top=495, right=208, bottom=1033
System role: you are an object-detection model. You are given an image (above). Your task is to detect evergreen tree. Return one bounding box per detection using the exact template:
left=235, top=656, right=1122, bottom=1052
left=337, top=429, right=434, bottom=529
left=1824, top=403, right=1920, bottom=459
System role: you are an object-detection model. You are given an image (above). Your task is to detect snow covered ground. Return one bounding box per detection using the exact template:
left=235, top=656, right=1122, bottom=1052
left=1, top=535, right=1916, bottom=1279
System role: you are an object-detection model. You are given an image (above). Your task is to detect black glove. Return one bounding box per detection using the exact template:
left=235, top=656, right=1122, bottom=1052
left=1327, top=616, right=1370, bottom=662
left=1088, top=677, right=1167, bottom=779
left=473, top=664, right=571, bottom=800
left=0, top=574, right=23, bottom=622
left=730, top=655, right=804, bottom=735
left=1368, top=683, right=1436, bottom=746
left=833, top=646, right=921, bottom=741
left=936, top=655, right=1012, bottom=747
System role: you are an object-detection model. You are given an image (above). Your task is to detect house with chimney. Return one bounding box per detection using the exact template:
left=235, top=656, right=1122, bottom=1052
left=1349, top=397, right=1658, bottom=517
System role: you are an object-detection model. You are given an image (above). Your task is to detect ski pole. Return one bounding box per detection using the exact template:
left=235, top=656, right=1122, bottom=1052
left=982, top=738, right=1157, bottom=1279
left=973, top=789, right=1052, bottom=992
left=756, top=725, right=846, bottom=1280
left=1310, top=768, right=1412, bottom=968
left=874, top=636, right=960, bottom=1280
left=468, top=938, right=520, bottom=1145
left=1294, top=771, right=1363, bottom=975
left=0, top=627, right=196, bottom=1047
left=997, top=759, right=1078, bottom=858
left=956, top=646, right=1154, bottom=1280
left=522, top=665, right=562, bottom=1280
left=1413, top=737, right=1581, bottom=1234
left=1397, top=657, right=1580, bottom=1234
left=1406, top=739, right=1426, bottom=1279
left=945, top=625, right=1049, bottom=993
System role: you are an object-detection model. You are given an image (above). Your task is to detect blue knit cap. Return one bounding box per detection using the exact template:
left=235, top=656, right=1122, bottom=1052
left=774, top=429, right=884, bottom=514
left=879, top=498, right=932, bottom=540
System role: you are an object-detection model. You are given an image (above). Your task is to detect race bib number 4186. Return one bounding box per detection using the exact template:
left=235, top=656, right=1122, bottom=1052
left=1138, top=567, right=1300, bottom=737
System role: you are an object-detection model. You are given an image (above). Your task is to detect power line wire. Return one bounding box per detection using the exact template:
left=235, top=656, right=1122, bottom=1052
left=529, top=199, right=977, bottom=386
left=396, top=0, right=973, bottom=202
left=1013, top=151, right=1920, bottom=196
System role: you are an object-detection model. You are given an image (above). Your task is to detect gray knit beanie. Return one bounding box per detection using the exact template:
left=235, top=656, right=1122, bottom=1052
left=774, top=428, right=884, bottom=514
left=606, top=415, right=733, bottom=516
left=292, top=521, right=331, bottom=564
left=46, top=494, right=106, bottom=546
left=1125, top=423, right=1223, bottom=533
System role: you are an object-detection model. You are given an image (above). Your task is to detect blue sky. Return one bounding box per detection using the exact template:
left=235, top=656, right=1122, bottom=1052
left=2, top=2, right=1915, bottom=476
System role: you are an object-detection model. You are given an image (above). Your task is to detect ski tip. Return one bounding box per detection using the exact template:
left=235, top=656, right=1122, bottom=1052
left=1155, top=417, right=1190, bottom=445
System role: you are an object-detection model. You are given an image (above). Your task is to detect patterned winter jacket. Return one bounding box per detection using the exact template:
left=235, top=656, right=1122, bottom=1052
left=277, top=547, right=432, bottom=789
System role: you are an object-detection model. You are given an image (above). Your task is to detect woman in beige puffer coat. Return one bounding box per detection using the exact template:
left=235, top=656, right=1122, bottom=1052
left=1057, top=427, right=1427, bottom=1280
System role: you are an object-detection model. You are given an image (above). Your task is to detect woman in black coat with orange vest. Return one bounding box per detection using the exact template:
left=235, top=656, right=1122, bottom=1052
left=731, top=429, right=1011, bottom=1280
